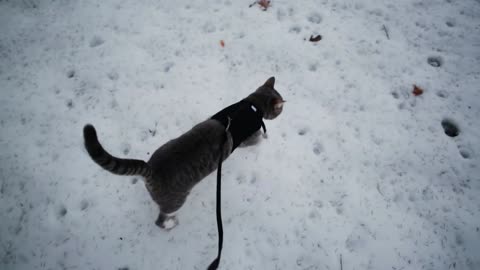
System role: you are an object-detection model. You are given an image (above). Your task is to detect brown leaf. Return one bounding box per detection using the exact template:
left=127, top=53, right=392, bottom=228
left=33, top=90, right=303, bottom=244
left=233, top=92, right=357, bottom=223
left=258, top=0, right=271, bottom=10
left=220, top=40, right=225, bottom=48
left=250, top=0, right=271, bottom=11
left=309, top=35, right=322, bottom=42
left=412, top=85, right=424, bottom=96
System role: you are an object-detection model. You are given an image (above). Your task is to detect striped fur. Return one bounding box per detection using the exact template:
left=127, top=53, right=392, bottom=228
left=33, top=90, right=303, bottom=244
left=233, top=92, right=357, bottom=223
left=83, top=124, right=152, bottom=178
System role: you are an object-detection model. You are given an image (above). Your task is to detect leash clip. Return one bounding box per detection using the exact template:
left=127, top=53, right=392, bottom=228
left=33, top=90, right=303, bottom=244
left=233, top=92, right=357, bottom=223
left=225, top=117, right=232, bottom=132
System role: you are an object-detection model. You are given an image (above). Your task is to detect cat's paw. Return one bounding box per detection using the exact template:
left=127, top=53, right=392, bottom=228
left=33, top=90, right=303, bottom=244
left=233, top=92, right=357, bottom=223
left=262, top=132, right=268, bottom=139
left=163, top=216, right=179, bottom=231
left=156, top=215, right=179, bottom=231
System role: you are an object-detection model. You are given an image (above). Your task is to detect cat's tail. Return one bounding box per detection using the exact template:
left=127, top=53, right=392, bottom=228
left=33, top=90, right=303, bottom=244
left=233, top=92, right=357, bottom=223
left=83, top=124, right=152, bottom=179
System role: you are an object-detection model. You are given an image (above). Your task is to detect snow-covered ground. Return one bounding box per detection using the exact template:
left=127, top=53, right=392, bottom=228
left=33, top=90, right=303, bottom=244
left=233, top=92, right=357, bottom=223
left=1, top=0, right=479, bottom=269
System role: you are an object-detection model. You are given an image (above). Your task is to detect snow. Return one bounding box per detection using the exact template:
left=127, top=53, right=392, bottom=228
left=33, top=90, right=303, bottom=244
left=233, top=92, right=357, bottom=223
left=1, top=0, right=479, bottom=269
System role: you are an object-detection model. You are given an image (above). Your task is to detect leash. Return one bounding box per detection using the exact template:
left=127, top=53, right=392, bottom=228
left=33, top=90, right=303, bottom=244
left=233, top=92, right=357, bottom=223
left=207, top=110, right=265, bottom=270
left=208, top=118, right=231, bottom=270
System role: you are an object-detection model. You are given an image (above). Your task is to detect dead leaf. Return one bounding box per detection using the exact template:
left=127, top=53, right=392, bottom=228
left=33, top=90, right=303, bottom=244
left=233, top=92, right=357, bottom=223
left=249, top=0, right=271, bottom=11
left=309, top=35, right=322, bottom=42
left=258, top=0, right=271, bottom=10
left=220, top=40, right=225, bottom=48
left=413, top=85, right=423, bottom=96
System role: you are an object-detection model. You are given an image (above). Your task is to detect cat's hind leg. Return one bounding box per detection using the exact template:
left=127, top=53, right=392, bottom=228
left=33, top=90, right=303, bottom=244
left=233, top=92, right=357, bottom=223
left=154, top=193, right=187, bottom=230
left=155, top=212, right=179, bottom=231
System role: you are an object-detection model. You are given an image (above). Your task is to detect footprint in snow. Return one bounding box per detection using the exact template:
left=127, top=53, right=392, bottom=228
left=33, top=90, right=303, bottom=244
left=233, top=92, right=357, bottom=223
left=66, top=99, right=74, bottom=109
left=446, top=20, right=455, bottom=27
left=436, top=90, right=448, bottom=98
left=66, top=69, right=75, bottom=78
left=89, top=36, right=105, bottom=48
left=80, top=200, right=89, bottom=211
left=427, top=56, right=443, bottom=67
left=276, top=9, right=286, bottom=21
left=307, top=12, right=323, bottom=24
left=202, top=22, right=216, bottom=33
left=313, top=142, right=323, bottom=155
left=441, top=118, right=459, bottom=137
left=122, top=143, right=131, bottom=155
left=308, top=63, right=318, bottom=71
left=57, top=205, right=68, bottom=218
left=289, top=25, right=302, bottom=34
left=459, top=148, right=471, bottom=159
left=457, top=145, right=472, bottom=159
left=163, top=62, right=174, bottom=73
left=107, top=71, right=119, bottom=81
left=298, top=128, right=308, bottom=136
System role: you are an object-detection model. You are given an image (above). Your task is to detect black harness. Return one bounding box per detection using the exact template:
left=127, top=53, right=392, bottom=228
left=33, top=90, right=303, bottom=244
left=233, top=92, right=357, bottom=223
left=207, top=100, right=266, bottom=270
left=211, top=99, right=266, bottom=152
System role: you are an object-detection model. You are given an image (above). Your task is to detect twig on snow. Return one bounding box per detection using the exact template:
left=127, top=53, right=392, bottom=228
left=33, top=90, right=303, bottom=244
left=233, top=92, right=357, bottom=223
left=249, top=0, right=271, bottom=11
left=340, top=254, right=343, bottom=270
left=376, top=183, right=385, bottom=197
left=382, top=24, right=390, bottom=40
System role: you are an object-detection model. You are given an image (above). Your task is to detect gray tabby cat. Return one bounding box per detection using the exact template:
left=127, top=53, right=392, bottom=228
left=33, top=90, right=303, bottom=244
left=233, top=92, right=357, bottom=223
left=83, top=77, right=284, bottom=230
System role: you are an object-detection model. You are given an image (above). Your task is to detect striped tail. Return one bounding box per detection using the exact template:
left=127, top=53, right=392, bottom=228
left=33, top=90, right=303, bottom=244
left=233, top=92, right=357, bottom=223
left=83, top=124, right=152, bottom=178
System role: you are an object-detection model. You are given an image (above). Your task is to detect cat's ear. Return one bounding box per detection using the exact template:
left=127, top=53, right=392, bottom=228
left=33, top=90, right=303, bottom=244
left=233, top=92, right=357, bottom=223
left=263, top=77, right=275, bottom=88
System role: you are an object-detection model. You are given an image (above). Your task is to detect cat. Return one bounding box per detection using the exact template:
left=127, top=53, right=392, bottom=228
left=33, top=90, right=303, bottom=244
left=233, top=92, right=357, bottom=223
left=83, top=77, right=284, bottom=230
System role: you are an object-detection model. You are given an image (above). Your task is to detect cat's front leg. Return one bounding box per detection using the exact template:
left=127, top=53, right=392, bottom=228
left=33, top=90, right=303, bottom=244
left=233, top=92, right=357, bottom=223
left=239, top=130, right=264, bottom=147
left=155, top=212, right=179, bottom=231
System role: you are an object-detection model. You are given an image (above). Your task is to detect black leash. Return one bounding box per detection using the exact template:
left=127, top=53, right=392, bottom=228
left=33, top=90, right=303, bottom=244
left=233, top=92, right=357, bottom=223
left=208, top=118, right=230, bottom=270
left=207, top=148, right=224, bottom=270
left=208, top=112, right=265, bottom=270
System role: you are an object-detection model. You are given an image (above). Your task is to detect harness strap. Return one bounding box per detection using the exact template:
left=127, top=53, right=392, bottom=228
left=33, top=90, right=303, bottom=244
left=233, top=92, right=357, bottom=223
left=207, top=120, right=230, bottom=270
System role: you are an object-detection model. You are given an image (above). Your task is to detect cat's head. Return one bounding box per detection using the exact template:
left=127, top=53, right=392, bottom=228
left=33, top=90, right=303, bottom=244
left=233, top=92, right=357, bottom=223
left=247, top=77, right=285, bottom=120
